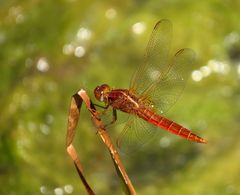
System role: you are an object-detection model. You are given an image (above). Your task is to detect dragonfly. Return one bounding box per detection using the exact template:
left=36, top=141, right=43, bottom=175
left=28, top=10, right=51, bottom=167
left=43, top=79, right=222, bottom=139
left=94, top=19, right=207, bottom=153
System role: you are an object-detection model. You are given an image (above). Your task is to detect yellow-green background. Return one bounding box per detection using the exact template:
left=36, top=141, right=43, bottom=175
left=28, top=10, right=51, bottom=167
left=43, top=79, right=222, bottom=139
left=1, top=0, right=240, bottom=194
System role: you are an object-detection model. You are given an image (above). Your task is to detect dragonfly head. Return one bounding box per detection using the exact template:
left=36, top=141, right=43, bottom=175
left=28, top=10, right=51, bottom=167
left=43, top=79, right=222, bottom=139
left=94, top=84, right=111, bottom=103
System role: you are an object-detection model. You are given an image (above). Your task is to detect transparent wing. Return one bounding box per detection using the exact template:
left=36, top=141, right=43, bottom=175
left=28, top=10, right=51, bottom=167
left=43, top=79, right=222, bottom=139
left=130, top=19, right=173, bottom=96
left=116, top=115, right=157, bottom=154
left=130, top=19, right=196, bottom=114
left=142, top=48, right=196, bottom=114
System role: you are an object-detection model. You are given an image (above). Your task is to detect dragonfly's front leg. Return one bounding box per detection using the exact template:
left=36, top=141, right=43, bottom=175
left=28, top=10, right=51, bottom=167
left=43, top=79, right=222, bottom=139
left=92, top=103, right=117, bottom=129
left=92, top=103, right=109, bottom=121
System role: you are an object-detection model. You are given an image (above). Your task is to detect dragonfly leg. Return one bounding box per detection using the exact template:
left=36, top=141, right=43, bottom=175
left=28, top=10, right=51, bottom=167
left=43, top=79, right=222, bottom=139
left=92, top=103, right=110, bottom=118
left=95, top=107, right=118, bottom=131
left=92, top=103, right=109, bottom=110
left=104, top=108, right=117, bottom=128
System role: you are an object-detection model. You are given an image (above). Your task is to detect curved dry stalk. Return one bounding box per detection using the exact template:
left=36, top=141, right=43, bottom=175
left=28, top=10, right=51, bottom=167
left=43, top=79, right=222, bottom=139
left=66, top=89, right=136, bottom=195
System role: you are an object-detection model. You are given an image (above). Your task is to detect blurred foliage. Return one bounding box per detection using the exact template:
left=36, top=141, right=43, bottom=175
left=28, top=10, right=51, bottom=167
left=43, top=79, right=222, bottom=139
left=0, top=0, right=240, bottom=194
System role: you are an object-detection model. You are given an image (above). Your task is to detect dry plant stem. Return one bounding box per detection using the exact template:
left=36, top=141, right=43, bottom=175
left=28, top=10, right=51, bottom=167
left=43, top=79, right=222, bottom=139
left=66, top=93, right=95, bottom=195
left=66, top=89, right=136, bottom=195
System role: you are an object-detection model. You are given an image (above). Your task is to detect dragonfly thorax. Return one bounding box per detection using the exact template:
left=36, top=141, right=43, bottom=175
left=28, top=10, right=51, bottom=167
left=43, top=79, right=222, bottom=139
left=94, top=84, right=111, bottom=103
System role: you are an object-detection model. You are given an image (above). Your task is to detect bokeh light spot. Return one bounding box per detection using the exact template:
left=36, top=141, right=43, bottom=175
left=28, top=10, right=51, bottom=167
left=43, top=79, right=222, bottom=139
left=74, top=46, right=85, bottom=58
left=16, top=14, right=25, bottom=24
left=132, top=22, right=146, bottom=35
left=200, top=66, right=211, bottom=77
left=54, top=187, right=64, bottom=195
left=191, top=70, right=203, bottom=82
left=76, top=27, right=92, bottom=41
left=40, top=185, right=48, bottom=194
left=105, top=8, right=117, bottom=19
left=159, top=137, right=171, bottom=148
left=63, top=43, right=74, bottom=55
left=207, top=60, right=230, bottom=74
left=148, top=68, right=160, bottom=81
left=40, top=123, right=50, bottom=135
left=36, top=57, right=49, bottom=72
left=224, top=32, right=240, bottom=46
left=64, top=184, right=74, bottom=193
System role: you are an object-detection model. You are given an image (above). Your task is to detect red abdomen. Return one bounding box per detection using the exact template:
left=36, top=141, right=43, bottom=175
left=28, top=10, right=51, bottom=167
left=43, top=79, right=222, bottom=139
left=137, top=108, right=207, bottom=143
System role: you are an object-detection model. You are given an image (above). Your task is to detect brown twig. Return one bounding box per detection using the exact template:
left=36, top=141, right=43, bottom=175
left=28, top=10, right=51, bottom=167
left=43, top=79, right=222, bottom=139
left=66, top=89, right=136, bottom=195
left=66, top=93, right=95, bottom=195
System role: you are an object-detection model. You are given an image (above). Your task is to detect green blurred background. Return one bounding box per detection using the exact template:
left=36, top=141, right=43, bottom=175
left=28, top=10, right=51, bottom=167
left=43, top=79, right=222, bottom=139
left=1, top=0, right=240, bottom=194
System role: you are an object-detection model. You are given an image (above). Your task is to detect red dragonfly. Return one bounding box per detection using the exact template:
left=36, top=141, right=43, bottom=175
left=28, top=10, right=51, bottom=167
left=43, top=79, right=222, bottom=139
left=94, top=19, right=207, bottom=152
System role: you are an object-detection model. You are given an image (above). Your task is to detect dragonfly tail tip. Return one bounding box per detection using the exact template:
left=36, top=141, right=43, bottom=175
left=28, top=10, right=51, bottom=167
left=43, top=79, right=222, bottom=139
left=200, top=138, right=208, bottom=144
